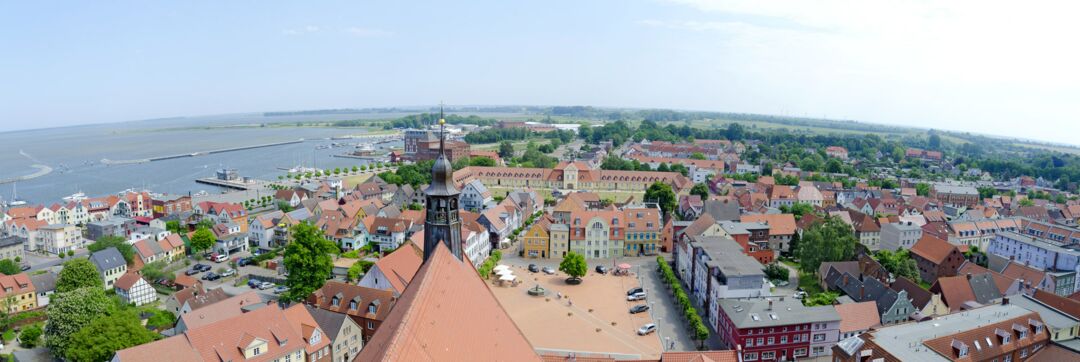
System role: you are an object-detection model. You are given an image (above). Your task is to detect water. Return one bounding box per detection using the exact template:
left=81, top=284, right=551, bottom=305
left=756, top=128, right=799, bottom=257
left=0, top=112, right=403, bottom=204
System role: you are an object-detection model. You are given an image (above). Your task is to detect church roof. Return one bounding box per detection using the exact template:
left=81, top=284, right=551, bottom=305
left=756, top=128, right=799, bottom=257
left=357, top=243, right=540, bottom=361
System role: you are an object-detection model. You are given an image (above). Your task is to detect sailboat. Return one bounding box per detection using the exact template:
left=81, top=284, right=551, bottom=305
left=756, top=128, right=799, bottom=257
left=8, top=183, right=27, bottom=206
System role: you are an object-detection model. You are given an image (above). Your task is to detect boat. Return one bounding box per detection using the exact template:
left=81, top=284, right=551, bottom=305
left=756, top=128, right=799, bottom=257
left=8, top=183, right=27, bottom=206
left=62, top=191, right=87, bottom=202
left=193, top=190, right=210, bottom=197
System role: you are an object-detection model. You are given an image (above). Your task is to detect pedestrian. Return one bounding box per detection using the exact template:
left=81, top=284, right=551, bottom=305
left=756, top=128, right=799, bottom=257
left=670, top=341, right=675, bottom=350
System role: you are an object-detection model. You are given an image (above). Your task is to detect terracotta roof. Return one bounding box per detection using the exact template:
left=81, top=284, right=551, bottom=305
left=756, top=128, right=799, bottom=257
left=909, top=234, right=957, bottom=264
left=179, top=291, right=270, bottom=331
left=357, top=244, right=540, bottom=361
left=1000, top=262, right=1047, bottom=287
left=182, top=287, right=230, bottom=311
left=659, top=351, right=740, bottom=362
left=307, top=281, right=395, bottom=321
left=113, top=272, right=144, bottom=290
left=183, top=306, right=303, bottom=362
left=282, top=304, right=331, bottom=355
left=174, top=273, right=200, bottom=290
left=834, top=301, right=881, bottom=333
left=932, top=276, right=977, bottom=312
left=740, top=213, right=796, bottom=236
left=1032, top=289, right=1080, bottom=319
left=114, top=334, right=203, bottom=362
left=0, top=273, right=34, bottom=298
left=372, top=243, right=423, bottom=294
left=923, top=312, right=1047, bottom=362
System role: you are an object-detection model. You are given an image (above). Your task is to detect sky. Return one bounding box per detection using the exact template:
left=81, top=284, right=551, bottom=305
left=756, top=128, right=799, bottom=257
left=2, top=1, right=1079, bottom=144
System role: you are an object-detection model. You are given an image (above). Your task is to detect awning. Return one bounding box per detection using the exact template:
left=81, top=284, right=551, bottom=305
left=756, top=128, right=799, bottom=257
left=499, top=274, right=517, bottom=281
left=494, top=264, right=510, bottom=271
left=496, top=269, right=514, bottom=276
left=617, top=263, right=632, bottom=270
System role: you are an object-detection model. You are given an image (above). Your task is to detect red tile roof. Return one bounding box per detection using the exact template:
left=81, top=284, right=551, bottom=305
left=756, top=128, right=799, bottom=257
left=372, top=243, right=423, bottom=294
left=834, top=301, right=881, bottom=333
left=909, top=234, right=957, bottom=264
left=357, top=244, right=540, bottom=361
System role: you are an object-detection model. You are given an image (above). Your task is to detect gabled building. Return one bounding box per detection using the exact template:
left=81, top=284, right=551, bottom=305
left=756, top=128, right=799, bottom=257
left=460, top=179, right=494, bottom=212
left=910, top=234, right=965, bottom=283
left=114, top=272, right=156, bottom=306
left=307, top=281, right=395, bottom=344
left=89, top=247, right=127, bottom=290
left=0, top=273, right=36, bottom=312
left=716, top=297, right=841, bottom=360
left=358, top=242, right=422, bottom=296
left=303, top=304, right=365, bottom=362
left=828, top=272, right=916, bottom=325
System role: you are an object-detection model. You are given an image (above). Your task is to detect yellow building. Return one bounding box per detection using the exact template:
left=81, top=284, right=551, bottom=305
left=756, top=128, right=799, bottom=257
left=0, top=273, right=37, bottom=312
left=522, top=217, right=552, bottom=259
left=549, top=224, right=570, bottom=259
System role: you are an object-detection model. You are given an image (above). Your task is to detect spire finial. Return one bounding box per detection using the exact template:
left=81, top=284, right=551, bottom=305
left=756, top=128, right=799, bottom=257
left=438, top=102, right=446, bottom=155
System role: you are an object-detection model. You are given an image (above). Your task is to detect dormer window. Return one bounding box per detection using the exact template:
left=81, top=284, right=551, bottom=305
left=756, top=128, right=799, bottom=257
left=331, top=296, right=340, bottom=307
left=368, top=304, right=376, bottom=314
left=951, top=340, right=969, bottom=358
left=996, top=328, right=1011, bottom=344
left=349, top=301, right=357, bottom=310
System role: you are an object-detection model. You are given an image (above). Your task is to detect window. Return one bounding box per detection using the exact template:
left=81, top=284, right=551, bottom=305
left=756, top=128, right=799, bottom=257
left=813, top=333, right=826, bottom=342
left=745, top=339, right=754, bottom=347
left=1003, top=355, right=1012, bottom=362
left=368, top=304, right=377, bottom=314
left=780, top=336, right=787, bottom=344
left=1020, top=348, right=1028, bottom=358
left=757, top=338, right=763, bottom=346
left=368, top=321, right=374, bottom=329
left=767, top=337, right=774, bottom=345
left=794, top=348, right=807, bottom=357
left=744, top=352, right=758, bottom=361
left=761, top=351, right=775, bottom=360
left=252, top=347, right=261, bottom=356
left=813, top=346, right=825, bottom=354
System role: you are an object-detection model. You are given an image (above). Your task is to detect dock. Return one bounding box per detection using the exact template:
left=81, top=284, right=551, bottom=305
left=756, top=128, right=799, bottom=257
left=102, top=139, right=305, bottom=165
left=195, top=178, right=257, bottom=190
left=0, top=165, right=53, bottom=185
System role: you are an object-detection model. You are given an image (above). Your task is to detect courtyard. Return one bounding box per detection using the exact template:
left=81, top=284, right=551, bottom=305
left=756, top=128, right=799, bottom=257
left=490, top=262, right=663, bottom=359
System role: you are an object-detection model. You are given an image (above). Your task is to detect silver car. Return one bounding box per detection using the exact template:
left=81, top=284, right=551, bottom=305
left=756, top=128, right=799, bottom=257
left=637, top=323, right=657, bottom=335
left=627, top=292, right=647, bottom=301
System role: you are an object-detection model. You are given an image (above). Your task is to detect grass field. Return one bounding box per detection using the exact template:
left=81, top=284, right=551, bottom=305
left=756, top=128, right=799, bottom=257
left=487, top=186, right=643, bottom=203
left=1013, top=142, right=1080, bottom=156
left=472, top=138, right=552, bottom=152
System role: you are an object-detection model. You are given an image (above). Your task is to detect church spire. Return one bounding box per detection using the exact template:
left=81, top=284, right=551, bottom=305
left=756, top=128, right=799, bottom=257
left=438, top=102, right=446, bottom=155
left=424, top=102, right=462, bottom=262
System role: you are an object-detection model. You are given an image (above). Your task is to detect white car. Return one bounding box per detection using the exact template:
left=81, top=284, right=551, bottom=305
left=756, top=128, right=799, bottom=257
left=637, top=323, right=657, bottom=335
left=627, top=292, right=647, bottom=301
left=220, top=268, right=236, bottom=277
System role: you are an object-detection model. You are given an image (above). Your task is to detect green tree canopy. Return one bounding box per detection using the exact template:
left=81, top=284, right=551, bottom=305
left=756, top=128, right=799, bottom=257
left=875, top=249, right=921, bottom=283
left=87, top=235, right=135, bottom=265
left=45, top=287, right=113, bottom=357
left=56, top=259, right=104, bottom=293
left=916, top=183, right=931, bottom=196
left=690, top=152, right=706, bottom=160
left=498, top=141, right=515, bottom=159
left=690, top=183, right=710, bottom=200
left=18, top=324, right=42, bottom=348
left=0, top=259, right=19, bottom=275
left=64, top=311, right=160, bottom=362
left=191, top=227, right=216, bottom=253
left=283, top=222, right=338, bottom=301
left=644, top=181, right=677, bottom=216
left=347, top=260, right=375, bottom=281
left=559, top=252, right=587, bottom=281
left=469, top=156, right=497, bottom=167
left=796, top=216, right=858, bottom=274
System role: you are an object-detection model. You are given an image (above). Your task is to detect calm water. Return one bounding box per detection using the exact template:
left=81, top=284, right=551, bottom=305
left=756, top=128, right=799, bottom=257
left=0, top=112, right=405, bottom=204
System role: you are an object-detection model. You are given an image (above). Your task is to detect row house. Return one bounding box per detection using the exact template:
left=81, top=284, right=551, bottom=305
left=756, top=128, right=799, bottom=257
left=86, top=217, right=136, bottom=241
left=989, top=230, right=1080, bottom=295
left=827, top=272, right=916, bottom=325
left=947, top=218, right=1022, bottom=251
left=151, top=194, right=192, bottom=218
left=451, top=161, right=692, bottom=193
left=718, top=221, right=776, bottom=264
left=833, top=303, right=1049, bottom=362
left=194, top=201, right=248, bottom=233
left=132, top=233, right=186, bottom=267
left=116, top=304, right=332, bottom=362
left=303, top=305, right=365, bottom=362
left=121, top=191, right=154, bottom=218
left=358, top=243, right=422, bottom=296
left=460, top=211, right=492, bottom=267
left=683, top=237, right=770, bottom=330
left=0, top=273, right=37, bottom=313
left=625, top=155, right=724, bottom=184
left=879, top=221, right=923, bottom=251
left=522, top=216, right=552, bottom=259
left=307, top=281, right=395, bottom=344
left=768, top=186, right=797, bottom=209
left=717, top=297, right=841, bottom=361
left=931, top=183, right=980, bottom=207
left=740, top=213, right=796, bottom=253
left=459, top=179, right=494, bottom=212
left=211, top=222, right=249, bottom=256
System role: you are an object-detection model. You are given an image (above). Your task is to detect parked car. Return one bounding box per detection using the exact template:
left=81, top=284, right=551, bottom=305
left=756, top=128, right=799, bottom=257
left=185, top=268, right=201, bottom=276
left=528, top=264, right=540, bottom=273
left=273, top=285, right=289, bottom=294
left=258, top=282, right=274, bottom=290
left=595, top=265, right=608, bottom=274
left=626, top=287, right=644, bottom=296
left=627, top=292, right=647, bottom=301
left=220, top=268, right=236, bottom=277
left=19, top=264, right=30, bottom=271
left=201, top=272, right=219, bottom=281
left=193, top=263, right=211, bottom=272
left=629, top=305, right=650, bottom=314
left=793, top=291, right=808, bottom=299
left=248, top=279, right=262, bottom=288
left=212, top=253, right=229, bottom=263
left=637, top=323, right=657, bottom=335
left=237, top=257, right=252, bottom=267
left=542, top=267, right=555, bottom=275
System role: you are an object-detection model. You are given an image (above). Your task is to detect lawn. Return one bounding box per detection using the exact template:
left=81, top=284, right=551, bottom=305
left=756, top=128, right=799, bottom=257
left=797, top=272, right=824, bottom=295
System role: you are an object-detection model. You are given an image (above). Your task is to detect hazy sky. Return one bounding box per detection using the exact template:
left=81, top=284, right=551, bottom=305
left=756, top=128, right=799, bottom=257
left=3, top=1, right=1079, bottom=144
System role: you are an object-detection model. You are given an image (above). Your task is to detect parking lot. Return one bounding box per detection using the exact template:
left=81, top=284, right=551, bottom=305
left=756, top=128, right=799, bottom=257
left=168, top=250, right=284, bottom=299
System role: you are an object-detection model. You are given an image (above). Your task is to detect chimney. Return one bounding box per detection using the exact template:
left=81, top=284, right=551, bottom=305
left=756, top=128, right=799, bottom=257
left=1002, top=297, right=1010, bottom=305
left=966, top=273, right=972, bottom=280
left=768, top=300, right=773, bottom=311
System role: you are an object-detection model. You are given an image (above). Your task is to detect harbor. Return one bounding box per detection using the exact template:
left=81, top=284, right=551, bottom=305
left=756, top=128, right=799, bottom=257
left=101, top=138, right=306, bottom=165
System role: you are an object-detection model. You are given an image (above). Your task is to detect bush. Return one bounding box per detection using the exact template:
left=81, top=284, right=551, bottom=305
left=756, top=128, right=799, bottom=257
left=18, top=324, right=41, bottom=348
left=763, top=263, right=790, bottom=281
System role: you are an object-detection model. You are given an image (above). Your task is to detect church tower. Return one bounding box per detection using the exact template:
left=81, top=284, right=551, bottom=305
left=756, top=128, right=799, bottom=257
left=423, top=106, right=463, bottom=262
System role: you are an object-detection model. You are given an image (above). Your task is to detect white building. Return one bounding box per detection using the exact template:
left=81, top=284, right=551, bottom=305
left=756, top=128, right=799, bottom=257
left=879, top=222, right=923, bottom=251
left=115, top=273, right=157, bottom=306
left=460, top=180, right=494, bottom=212
left=36, top=224, right=83, bottom=255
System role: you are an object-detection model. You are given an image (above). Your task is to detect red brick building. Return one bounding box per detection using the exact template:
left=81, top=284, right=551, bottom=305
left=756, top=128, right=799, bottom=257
left=307, top=281, right=396, bottom=343
left=910, top=234, right=965, bottom=283
left=415, top=139, right=470, bottom=163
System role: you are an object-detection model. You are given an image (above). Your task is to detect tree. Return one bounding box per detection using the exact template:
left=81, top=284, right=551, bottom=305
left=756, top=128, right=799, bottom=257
left=64, top=311, right=160, bottom=362
left=725, top=123, right=745, bottom=140
left=804, top=291, right=839, bottom=307
left=19, top=324, right=42, bottom=348
left=690, top=183, right=710, bottom=200
left=763, top=263, right=789, bottom=281
left=469, top=156, right=497, bottom=167
left=916, top=183, right=931, bottom=197
left=690, top=152, right=706, bottom=160
left=87, top=235, right=135, bottom=265
left=56, top=259, right=104, bottom=293
left=140, top=261, right=172, bottom=282
left=347, top=260, right=375, bottom=282
left=796, top=217, right=858, bottom=274
left=165, top=220, right=183, bottom=234
left=498, top=141, right=515, bottom=158
left=644, top=181, right=677, bottom=216
left=875, top=250, right=921, bottom=283
left=825, top=159, right=843, bottom=173
left=559, top=252, right=587, bottom=282
left=928, top=132, right=942, bottom=150
left=45, top=287, right=113, bottom=356
left=282, top=222, right=338, bottom=302
left=191, top=227, right=215, bottom=254
left=0, top=259, right=19, bottom=275
left=1018, top=198, right=1035, bottom=207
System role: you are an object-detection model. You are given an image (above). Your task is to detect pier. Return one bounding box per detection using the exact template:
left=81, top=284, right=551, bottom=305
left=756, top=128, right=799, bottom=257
left=102, top=139, right=305, bottom=165
left=195, top=178, right=258, bottom=190
left=0, top=165, right=54, bottom=185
